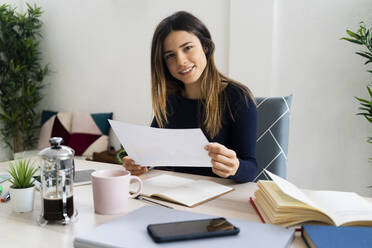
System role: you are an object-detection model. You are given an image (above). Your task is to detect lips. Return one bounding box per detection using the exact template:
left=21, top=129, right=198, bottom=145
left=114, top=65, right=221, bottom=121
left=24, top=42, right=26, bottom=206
left=179, top=66, right=194, bottom=75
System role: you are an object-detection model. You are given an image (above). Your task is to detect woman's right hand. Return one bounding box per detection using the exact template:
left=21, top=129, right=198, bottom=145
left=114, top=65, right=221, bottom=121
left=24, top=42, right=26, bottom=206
left=122, top=156, right=148, bottom=176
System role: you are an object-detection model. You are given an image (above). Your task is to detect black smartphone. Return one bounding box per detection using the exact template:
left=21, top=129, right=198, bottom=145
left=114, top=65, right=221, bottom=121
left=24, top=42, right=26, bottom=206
left=147, top=217, right=239, bottom=243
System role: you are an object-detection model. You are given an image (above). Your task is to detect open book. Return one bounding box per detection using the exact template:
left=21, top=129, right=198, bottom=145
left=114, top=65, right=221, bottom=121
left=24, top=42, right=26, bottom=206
left=254, top=170, right=372, bottom=227
left=130, top=174, right=234, bottom=207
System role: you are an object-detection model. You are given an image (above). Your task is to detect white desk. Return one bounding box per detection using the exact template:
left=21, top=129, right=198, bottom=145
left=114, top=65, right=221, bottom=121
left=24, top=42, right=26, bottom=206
left=0, top=159, right=307, bottom=248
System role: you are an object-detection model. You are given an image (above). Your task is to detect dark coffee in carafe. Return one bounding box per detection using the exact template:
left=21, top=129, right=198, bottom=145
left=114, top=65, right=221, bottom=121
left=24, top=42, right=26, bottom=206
left=43, top=194, right=74, bottom=221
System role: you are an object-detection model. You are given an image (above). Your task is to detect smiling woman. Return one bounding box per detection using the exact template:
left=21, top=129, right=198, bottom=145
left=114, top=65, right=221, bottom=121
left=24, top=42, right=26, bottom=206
left=122, top=11, right=258, bottom=183
left=163, top=30, right=207, bottom=94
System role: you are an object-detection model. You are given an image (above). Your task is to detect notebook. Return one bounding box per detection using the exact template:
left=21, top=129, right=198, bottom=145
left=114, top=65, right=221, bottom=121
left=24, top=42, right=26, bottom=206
left=130, top=174, right=234, bottom=207
left=74, top=205, right=295, bottom=248
left=302, top=225, right=372, bottom=248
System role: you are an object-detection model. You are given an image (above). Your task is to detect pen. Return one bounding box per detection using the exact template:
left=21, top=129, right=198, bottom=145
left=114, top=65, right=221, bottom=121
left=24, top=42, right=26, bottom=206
left=136, top=195, right=173, bottom=209
left=1, top=192, right=10, bottom=202
left=249, top=197, right=302, bottom=232
left=249, top=197, right=265, bottom=224
left=0, top=185, right=2, bottom=195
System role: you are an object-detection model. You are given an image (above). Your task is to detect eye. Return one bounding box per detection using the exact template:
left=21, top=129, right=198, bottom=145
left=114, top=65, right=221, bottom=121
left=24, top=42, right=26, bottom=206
left=184, top=46, right=193, bottom=51
left=165, top=53, right=175, bottom=60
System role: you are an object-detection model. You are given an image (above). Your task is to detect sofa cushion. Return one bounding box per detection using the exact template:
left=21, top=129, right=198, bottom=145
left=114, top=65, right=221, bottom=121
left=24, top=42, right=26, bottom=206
left=38, top=111, right=72, bottom=149
left=67, top=112, right=113, bottom=156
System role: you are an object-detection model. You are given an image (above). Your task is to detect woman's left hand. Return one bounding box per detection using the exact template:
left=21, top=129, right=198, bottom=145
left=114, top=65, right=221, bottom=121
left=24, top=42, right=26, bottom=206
left=205, top=142, right=239, bottom=178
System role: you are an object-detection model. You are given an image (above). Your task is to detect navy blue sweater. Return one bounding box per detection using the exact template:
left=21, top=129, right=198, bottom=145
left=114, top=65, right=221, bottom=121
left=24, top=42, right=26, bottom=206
left=151, top=83, right=258, bottom=183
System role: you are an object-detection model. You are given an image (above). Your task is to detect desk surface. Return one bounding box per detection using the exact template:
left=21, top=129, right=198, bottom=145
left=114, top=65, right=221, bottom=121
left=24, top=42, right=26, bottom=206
left=0, top=159, right=304, bottom=248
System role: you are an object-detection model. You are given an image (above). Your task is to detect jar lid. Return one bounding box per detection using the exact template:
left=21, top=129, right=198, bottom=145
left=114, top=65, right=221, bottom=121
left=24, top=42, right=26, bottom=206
left=38, top=137, right=75, bottom=160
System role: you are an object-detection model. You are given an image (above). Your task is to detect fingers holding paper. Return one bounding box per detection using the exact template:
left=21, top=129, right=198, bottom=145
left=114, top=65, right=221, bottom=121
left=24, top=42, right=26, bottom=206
left=122, top=156, right=148, bottom=176
left=205, top=143, right=239, bottom=178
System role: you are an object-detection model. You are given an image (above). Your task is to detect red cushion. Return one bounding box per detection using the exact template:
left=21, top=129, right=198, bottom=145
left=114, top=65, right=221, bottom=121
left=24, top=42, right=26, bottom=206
left=68, top=133, right=101, bottom=156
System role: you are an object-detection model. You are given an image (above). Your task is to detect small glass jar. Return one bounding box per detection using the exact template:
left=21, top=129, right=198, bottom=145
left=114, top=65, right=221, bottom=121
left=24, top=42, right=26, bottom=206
left=38, top=137, right=78, bottom=225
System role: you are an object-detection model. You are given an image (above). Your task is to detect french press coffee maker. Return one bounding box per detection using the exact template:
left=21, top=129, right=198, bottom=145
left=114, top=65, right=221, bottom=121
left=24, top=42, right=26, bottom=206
left=38, top=137, right=78, bottom=225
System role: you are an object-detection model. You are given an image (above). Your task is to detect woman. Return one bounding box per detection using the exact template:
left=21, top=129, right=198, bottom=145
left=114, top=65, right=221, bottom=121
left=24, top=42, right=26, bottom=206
left=123, top=11, right=257, bottom=183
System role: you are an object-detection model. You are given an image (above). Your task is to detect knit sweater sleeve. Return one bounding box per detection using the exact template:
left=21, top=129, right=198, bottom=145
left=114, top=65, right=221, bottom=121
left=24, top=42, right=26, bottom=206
left=229, top=97, right=258, bottom=183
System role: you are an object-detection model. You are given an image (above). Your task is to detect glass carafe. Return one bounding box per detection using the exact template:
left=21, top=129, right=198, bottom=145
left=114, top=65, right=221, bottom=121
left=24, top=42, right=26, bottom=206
left=38, top=137, right=78, bottom=225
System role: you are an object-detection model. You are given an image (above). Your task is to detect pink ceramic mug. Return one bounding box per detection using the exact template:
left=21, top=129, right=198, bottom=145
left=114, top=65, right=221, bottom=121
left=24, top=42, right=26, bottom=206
left=91, top=169, right=142, bottom=214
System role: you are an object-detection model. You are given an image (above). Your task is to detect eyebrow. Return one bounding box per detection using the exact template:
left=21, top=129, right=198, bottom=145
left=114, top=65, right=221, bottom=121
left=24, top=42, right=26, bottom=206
left=163, top=42, right=193, bottom=55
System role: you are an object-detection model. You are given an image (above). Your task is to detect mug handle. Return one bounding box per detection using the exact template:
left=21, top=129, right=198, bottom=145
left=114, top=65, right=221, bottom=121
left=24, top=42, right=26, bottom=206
left=129, top=176, right=143, bottom=199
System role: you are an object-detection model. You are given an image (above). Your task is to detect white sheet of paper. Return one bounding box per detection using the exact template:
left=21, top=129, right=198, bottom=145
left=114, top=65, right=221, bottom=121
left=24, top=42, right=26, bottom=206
left=109, top=120, right=211, bottom=167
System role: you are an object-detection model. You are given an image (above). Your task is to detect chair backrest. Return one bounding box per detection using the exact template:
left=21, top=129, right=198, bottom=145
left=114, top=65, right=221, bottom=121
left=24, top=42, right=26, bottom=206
left=254, top=95, right=293, bottom=181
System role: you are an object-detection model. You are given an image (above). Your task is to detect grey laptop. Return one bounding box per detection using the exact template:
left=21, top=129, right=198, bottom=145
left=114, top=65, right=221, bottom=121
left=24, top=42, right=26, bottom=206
left=74, top=206, right=294, bottom=248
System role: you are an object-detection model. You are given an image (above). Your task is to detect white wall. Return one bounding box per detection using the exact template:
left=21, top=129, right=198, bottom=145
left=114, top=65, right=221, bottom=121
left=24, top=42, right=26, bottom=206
left=272, top=0, right=372, bottom=196
left=230, top=0, right=372, bottom=196
left=33, top=0, right=230, bottom=149
left=229, top=0, right=274, bottom=95
left=1, top=0, right=371, bottom=196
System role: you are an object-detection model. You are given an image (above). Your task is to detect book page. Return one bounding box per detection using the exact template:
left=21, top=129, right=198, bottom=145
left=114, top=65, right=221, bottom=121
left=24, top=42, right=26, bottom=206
left=130, top=174, right=233, bottom=207
left=130, top=174, right=194, bottom=197
left=265, top=170, right=320, bottom=209
left=256, top=181, right=333, bottom=226
left=259, top=181, right=313, bottom=209
left=109, top=120, right=211, bottom=167
left=305, top=190, right=372, bottom=226
left=157, top=180, right=233, bottom=207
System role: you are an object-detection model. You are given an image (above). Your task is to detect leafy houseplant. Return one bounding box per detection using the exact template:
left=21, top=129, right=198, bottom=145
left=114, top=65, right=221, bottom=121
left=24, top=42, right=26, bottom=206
left=0, top=3, right=49, bottom=155
left=341, top=23, right=372, bottom=146
left=8, top=159, right=37, bottom=188
left=7, top=159, right=38, bottom=212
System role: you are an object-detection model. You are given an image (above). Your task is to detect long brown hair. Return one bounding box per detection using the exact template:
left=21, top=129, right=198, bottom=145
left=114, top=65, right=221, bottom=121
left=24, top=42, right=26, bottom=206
left=151, top=11, right=255, bottom=138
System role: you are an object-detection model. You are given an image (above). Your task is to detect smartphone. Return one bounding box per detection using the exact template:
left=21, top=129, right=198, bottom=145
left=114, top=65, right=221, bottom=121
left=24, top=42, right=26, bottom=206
left=33, top=169, right=95, bottom=190
left=147, top=217, right=239, bottom=243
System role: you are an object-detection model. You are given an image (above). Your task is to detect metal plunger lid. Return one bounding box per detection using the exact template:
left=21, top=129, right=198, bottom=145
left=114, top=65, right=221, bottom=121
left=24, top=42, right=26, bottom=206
left=38, top=137, right=75, bottom=160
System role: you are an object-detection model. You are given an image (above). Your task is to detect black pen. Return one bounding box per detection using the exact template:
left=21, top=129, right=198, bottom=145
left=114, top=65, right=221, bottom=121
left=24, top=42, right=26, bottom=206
left=136, top=195, right=173, bottom=209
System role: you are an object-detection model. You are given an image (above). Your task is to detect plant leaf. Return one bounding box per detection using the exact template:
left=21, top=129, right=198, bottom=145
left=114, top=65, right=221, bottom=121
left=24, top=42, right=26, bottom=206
left=340, top=37, right=363, bottom=44
left=7, top=159, right=37, bottom=188
left=346, top=29, right=362, bottom=40
left=367, top=86, right=372, bottom=98
left=355, top=96, right=370, bottom=103
left=356, top=51, right=372, bottom=60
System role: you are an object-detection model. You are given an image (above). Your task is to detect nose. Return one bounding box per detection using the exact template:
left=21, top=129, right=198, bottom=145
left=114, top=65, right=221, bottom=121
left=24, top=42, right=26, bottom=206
left=176, top=52, right=187, bottom=66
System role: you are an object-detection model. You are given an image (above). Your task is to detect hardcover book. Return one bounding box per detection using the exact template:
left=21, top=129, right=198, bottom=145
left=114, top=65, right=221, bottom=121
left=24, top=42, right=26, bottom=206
left=302, top=225, right=372, bottom=248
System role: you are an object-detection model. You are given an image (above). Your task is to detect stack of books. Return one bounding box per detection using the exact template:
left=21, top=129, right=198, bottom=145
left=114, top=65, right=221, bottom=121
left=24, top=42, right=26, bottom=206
left=253, top=170, right=372, bottom=227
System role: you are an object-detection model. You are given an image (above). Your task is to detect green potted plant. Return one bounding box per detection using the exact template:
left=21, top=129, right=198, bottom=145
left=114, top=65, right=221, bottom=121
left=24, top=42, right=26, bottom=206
left=0, top=3, right=49, bottom=156
left=7, top=159, right=38, bottom=212
left=341, top=22, right=372, bottom=153
left=116, top=145, right=128, bottom=164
